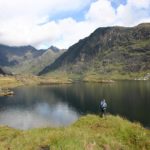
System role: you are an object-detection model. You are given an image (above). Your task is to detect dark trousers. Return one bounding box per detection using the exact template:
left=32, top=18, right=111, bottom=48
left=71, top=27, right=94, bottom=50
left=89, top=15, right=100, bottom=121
left=101, top=108, right=106, bottom=117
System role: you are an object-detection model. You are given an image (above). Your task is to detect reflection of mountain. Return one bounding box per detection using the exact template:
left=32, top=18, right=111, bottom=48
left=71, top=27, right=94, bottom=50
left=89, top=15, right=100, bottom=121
left=46, top=84, right=100, bottom=114
left=0, top=82, right=149, bottom=127
left=39, top=82, right=150, bottom=127
left=0, top=86, right=79, bottom=129
left=0, top=44, right=65, bottom=75
left=39, top=23, right=150, bottom=76
left=0, top=86, right=59, bottom=107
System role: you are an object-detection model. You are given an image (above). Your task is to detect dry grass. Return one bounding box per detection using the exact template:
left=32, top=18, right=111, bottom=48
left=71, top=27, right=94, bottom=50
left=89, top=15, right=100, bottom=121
left=0, top=76, right=22, bottom=88
left=0, top=74, right=73, bottom=90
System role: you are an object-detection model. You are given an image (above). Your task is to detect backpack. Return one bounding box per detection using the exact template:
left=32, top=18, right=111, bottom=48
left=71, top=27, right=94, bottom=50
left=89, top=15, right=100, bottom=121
left=100, top=101, right=107, bottom=109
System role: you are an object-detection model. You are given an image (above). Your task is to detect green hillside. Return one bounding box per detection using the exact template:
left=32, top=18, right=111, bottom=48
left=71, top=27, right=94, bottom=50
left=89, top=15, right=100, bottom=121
left=39, top=23, right=150, bottom=80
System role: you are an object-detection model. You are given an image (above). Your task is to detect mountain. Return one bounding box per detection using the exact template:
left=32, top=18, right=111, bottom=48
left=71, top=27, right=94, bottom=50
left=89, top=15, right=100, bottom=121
left=0, top=45, right=65, bottom=75
left=0, top=45, right=40, bottom=66
left=17, top=47, right=65, bottom=75
left=49, top=46, right=60, bottom=52
left=39, top=23, right=150, bottom=77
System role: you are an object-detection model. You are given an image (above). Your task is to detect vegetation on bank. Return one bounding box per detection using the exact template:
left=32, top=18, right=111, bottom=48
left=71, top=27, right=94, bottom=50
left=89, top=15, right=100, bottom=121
left=82, top=71, right=150, bottom=82
left=0, top=74, right=72, bottom=88
left=46, top=70, right=150, bottom=83
left=0, top=115, right=149, bottom=150
left=0, top=70, right=150, bottom=92
left=0, top=76, right=22, bottom=88
left=0, top=74, right=72, bottom=96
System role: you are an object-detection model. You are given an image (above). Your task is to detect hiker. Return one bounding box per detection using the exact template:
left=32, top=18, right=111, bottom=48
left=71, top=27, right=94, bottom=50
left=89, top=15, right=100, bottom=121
left=100, top=99, right=107, bottom=117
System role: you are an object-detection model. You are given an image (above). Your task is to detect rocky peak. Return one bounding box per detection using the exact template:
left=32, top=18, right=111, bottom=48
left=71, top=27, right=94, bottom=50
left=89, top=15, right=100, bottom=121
left=49, top=46, right=60, bottom=53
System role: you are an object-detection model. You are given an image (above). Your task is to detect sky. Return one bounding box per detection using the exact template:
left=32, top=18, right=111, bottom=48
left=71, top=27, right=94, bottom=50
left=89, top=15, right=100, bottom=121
left=0, top=0, right=150, bottom=49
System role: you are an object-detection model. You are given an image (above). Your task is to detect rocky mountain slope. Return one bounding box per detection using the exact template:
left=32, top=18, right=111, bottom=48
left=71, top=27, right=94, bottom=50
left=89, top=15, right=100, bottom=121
left=0, top=45, right=65, bottom=75
left=39, top=23, right=150, bottom=78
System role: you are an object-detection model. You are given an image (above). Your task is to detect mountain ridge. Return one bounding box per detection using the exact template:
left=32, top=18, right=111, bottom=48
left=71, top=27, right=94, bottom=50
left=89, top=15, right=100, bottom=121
left=0, top=44, right=65, bottom=75
left=39, top=23, right=150, bottom=78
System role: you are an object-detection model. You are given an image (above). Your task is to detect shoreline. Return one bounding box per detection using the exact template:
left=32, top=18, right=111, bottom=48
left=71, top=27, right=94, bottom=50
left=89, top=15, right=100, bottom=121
left=0, top=88, right=14, bottom=96
left=0, top=75, right=149, bottom=97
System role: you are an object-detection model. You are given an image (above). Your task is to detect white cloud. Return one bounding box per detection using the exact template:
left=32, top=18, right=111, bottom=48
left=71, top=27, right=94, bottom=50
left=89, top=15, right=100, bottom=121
left=116, top=0, right=150, bottom=26
left=85, top=0, right=150, bottom=27
left=0, top=0, right=91, bottom=19
left=0, top=0, right=93, bottom=48
left=0, top=0, right=150, bottom=49
left=128, top=0, right=150, bottom=9
left=86, top=0, right=116, bottom=26
left=0, top=19, right=60, bottom=46
left=53, top=18, right=95, bottom=48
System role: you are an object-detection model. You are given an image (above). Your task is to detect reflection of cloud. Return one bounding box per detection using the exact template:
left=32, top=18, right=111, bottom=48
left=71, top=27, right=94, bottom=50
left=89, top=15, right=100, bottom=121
left=0, top=102, right=79, bottom=130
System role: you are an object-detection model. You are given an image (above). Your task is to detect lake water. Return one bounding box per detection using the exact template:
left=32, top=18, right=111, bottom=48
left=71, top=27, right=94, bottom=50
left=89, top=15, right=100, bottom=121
left=0, top=81, right=149, bottom=129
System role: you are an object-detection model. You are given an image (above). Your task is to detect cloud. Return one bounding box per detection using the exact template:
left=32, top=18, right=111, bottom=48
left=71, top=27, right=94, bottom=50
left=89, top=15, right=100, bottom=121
left=86, top=0, right=116, bottom=26
left=115, top=0, right=150, bottom=26
left=86, top=0, right=150, bottom=27
left=0, top=18, right=60, bottom=47
left=52, top=18, right=95, bottom=48
left=0, top=0, right=92, bottom=19
left=0, top=0, right=150, bottom=49
left=0, top=0, right=93, bottom=48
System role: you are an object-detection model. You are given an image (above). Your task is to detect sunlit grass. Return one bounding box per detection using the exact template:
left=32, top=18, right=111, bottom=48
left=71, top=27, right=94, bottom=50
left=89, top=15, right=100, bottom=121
left=0, top=76, right=22, bottom=88
left=0, top=115, right=149, bottom=150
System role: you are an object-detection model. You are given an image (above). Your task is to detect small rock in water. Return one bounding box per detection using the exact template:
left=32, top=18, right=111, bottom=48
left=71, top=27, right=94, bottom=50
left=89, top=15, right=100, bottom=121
left=0, top=88, right=14, bottom=96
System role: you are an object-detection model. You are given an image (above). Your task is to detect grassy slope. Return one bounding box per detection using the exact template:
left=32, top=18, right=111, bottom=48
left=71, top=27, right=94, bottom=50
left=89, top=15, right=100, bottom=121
left=40, top=27, right=150, bottom=80
left=0, top=115, right=149, bottom=150
left=79, top=39, right=150, bottom=81
left=44, top=71, right=150, bottom=83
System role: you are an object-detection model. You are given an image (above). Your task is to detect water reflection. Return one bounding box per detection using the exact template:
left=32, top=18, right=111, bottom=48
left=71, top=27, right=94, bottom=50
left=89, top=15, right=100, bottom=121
left=0, top=81, right=150, bottom=129
left=0, top=88, right=79, bottom=130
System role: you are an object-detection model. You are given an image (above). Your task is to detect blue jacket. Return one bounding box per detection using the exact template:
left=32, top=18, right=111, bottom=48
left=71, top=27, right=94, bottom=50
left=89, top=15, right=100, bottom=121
left=100, top=100, right=107, bottom=109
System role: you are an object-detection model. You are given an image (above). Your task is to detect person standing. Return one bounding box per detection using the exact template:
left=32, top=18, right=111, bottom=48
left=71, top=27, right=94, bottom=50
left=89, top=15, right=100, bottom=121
left=100, top=99, right=107, bottom=117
